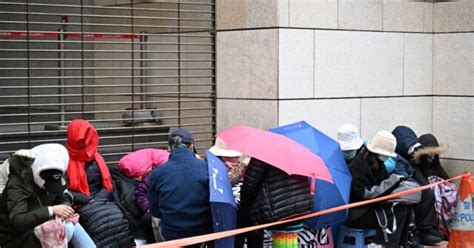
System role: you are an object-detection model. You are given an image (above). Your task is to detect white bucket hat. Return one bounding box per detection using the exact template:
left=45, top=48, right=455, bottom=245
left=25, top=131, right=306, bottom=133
left=209, top=137, right=242, bottom=157
left=367, top=130, right=397, bottom=157
left=337, top=124, right=364, bottom=151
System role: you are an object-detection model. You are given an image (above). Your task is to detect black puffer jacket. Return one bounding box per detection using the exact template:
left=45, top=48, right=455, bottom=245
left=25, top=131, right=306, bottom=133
left=77, top=200, right=135, bottom=248
left=111, top=168, right=146, bottom=232
left=69, top=160, right=112, bottom=205
left=239, top=158, right=313, bottom=225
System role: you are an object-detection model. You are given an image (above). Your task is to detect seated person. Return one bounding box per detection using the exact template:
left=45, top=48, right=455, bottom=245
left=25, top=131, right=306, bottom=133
left=235, top=157, right=314, bottom=248
left=336, top=124, right=365, bottom=164
left=0, top=143, right=95, bottom=248
left=66, top=119, right=135, bottom=247
left=413, top=133, right=449, bottom=181
left=147, top=128, right=213, bottom=245
left=392, top=126, right=445, bottom=243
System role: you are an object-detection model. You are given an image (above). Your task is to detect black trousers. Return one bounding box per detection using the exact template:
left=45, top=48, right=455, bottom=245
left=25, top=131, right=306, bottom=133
left=414, top=188, right=437, bottom=230
left=348, top=204, right=412, bottom=247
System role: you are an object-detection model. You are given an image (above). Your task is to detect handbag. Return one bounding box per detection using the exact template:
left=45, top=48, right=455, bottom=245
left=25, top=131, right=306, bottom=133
left=386, top=180, right=422, bottom=205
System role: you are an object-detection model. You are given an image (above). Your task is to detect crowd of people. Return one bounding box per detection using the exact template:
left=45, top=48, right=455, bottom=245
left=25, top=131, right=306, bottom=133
left=0, top=118, right=455, bottom=248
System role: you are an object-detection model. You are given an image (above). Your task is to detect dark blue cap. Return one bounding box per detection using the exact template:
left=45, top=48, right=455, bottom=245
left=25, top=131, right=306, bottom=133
left=169, top=128, right=194, bottom=144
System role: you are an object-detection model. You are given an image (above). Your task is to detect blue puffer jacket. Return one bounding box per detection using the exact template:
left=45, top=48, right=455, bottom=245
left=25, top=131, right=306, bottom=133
left=147, top=148, right=212, bottom=241
left=392, top=126, right=418, bottom=160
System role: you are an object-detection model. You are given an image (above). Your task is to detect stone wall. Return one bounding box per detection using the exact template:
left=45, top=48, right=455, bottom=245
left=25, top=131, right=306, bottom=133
left=215, top=0, right=473, bottom=175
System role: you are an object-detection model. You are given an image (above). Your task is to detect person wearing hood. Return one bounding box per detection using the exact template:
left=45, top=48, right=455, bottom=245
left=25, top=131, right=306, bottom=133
left=392, top=126, right=445, bottom=244
left=347, top=131, right=413, bottom=247
left=0, top=149, right=36, bottom=196
left=336, top=124, right=365, bottom=165
left=413, top=134, right=449, bottom=181
left=0, top=143, right=95, bottom=248
left=65, top=119, right=135, bottom=247
left=66, top=119, right=114, bottom=204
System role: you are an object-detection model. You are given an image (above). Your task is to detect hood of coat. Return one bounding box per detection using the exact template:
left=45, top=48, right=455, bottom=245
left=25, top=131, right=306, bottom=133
left=7, top=149, right=36, bottom=179
left=392, top=126, right=419, bottom=160
left=118, top=148, right=169, bottom=179
left=31, top=144, right=69, bottom=189
left=413, top=134, right=448, bottom=164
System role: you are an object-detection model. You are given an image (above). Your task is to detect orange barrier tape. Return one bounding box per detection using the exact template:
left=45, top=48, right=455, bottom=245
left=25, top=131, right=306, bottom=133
left=140, top=173, right=468, bottom=248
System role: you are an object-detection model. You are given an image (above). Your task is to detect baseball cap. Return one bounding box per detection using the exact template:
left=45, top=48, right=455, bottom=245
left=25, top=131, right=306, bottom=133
left=169, top=128, right=194, bottom=144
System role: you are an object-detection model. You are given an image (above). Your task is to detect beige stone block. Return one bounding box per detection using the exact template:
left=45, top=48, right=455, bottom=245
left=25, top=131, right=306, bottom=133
left=279, top=29, right=314, bottom=99
left=404, top=34, right=433, bottom=95
left=383, top=0, right=425, bottom=32
left=314, top=30, right=403, bottom=97
left=278, top=0, right=290, bottom=27
left=279, top=99, right=361, bottom=139
left=216, top=29, right=278, bottom=99
left=433, top=97, right=473, bottom=160
left=289, top=0, right=337, bottom=29
left=434, top=0, right=474, bottom=33
left=216, top=0, right=278, bottom=30
left=360, top=97, right=432, bottom=139
left=339, top=0, right=383, bottom=31
left=440, top=159, right=474, bottom=180
left=423, top=3, right=433, bottom=33
left=216, top=99, right=278, bottom=131
left=433, top=33, right=474, bottom=96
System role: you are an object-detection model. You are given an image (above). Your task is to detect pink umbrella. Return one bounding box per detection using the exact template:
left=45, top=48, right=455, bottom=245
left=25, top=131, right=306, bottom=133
left=216, top=125, right=333, bottom=192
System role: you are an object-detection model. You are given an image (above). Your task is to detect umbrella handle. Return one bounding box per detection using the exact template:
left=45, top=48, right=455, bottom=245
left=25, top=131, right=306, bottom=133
left=310, top=177, right=316, bottom=195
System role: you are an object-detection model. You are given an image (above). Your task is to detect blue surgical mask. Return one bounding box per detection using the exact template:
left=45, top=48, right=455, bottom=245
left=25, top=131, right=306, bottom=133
left=343, top=150, right=357, bottom=161
left=379, top=155, right=396, bottom=173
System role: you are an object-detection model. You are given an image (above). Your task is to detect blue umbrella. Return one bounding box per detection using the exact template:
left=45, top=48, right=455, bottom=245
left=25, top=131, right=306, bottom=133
left=270, top=121, right=352, bottom=229
left=207, top=151, right=237, bottom=248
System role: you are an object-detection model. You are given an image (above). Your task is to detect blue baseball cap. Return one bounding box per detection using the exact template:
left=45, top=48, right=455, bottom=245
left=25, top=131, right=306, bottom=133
left=169, top=128, right=194, bottom=144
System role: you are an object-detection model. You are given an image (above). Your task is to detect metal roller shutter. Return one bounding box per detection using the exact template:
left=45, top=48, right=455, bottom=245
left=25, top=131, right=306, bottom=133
left=0, top=0, right=215, bottom=165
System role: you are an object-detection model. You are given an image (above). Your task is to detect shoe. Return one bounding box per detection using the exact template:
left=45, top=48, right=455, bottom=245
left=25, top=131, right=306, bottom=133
left=407, top=229, right=423, bottom=248
left=417, top=230, right=443, bottom=246
left=407, top=234, right=423, bottom=248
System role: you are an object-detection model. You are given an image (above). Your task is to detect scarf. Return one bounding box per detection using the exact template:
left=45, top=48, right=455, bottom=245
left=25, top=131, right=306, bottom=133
left=66, top=119, right=113, bottom=195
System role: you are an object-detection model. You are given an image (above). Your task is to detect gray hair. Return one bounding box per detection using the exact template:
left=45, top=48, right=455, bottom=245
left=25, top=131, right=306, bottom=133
left=169, top=135, right=191, bottom=150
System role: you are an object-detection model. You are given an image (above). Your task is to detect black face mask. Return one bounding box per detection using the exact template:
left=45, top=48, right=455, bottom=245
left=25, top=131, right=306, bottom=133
left=45, top=184, right=66, bottom=195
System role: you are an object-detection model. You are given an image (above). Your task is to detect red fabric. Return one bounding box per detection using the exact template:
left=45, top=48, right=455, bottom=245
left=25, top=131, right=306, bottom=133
left=459, top=173, right=474, bottom=201
left=66, top=119, right=113, bottom=195
left=448, top=230, right=474, bottom=248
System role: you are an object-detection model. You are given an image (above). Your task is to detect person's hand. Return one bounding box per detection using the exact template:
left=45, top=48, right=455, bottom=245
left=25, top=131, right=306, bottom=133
left=52, top=205, right=75, bottom=219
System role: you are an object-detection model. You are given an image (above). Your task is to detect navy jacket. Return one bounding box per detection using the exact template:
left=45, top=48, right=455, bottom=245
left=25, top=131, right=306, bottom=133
left=147, top=148, right=212, bottom=240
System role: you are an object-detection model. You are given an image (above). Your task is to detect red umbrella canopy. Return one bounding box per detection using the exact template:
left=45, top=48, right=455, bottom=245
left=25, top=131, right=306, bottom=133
left=216, top=125, right=333, bottom=185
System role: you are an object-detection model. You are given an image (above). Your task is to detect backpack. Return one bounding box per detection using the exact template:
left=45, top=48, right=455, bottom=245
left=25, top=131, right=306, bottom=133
left=428, top=175, right=458, bottom=238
